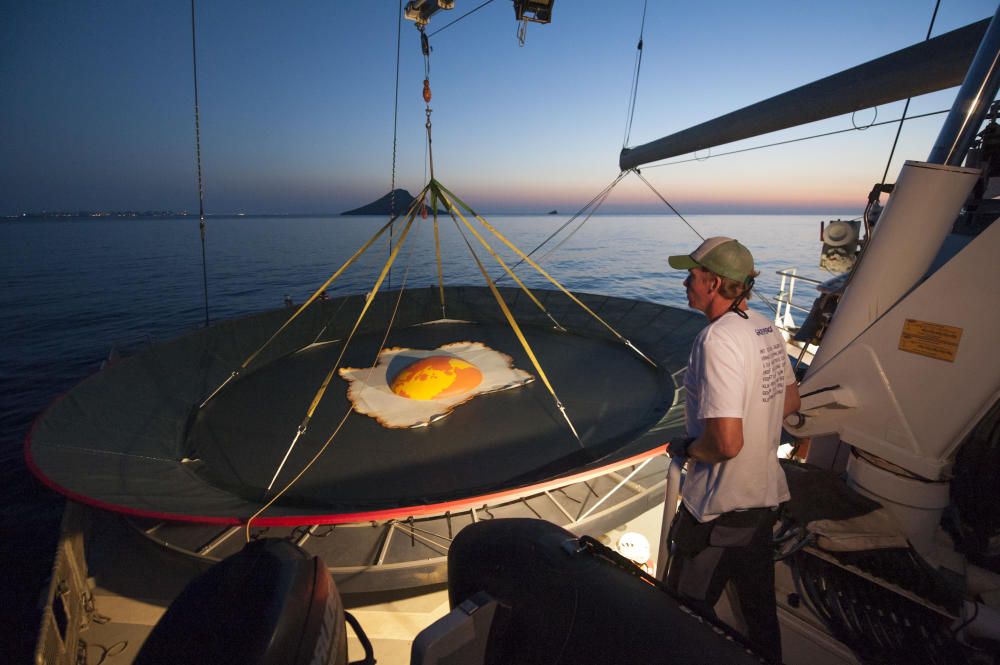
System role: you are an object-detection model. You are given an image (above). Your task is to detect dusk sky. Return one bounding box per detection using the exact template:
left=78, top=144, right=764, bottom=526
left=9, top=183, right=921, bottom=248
left=2, top=1, right=996, bottom=216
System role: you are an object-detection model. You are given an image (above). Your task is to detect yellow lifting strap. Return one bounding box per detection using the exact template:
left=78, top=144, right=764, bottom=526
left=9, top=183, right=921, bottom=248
left=432, top=183, right=565, bottom=332
left=446, top=201, right=581, bottom=446
left=201, top=186, right=430, bottom=409
left=302, top=208, right=418, bottom=424
left=255, top=232, right=419, bottom=529
left=264, top=206, right=420, bottom=494
left=430, top=189, right=446, bottom=318
left=435, top=181, right=657, bottom=369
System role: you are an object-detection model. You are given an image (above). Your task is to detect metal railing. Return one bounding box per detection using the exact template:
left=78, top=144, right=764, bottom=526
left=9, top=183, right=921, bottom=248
left=773, top=268, right=821, bottom=370
left=774, top=268, right=811, bottom=331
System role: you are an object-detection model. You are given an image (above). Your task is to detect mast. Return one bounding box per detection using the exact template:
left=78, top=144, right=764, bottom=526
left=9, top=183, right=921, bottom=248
left=928, top=10, right=1000, bottom=165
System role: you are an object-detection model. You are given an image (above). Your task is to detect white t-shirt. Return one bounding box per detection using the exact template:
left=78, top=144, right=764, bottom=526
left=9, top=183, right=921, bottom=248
left=681, top=309, right=793, bottom=522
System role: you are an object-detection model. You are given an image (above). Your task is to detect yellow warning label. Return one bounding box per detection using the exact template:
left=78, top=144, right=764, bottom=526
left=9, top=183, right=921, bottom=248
left=898, top=319, right=962, bottom=362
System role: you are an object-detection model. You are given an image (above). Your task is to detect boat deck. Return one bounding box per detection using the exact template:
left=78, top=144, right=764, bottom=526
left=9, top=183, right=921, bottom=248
left=41, top=500, right=670, bottom=665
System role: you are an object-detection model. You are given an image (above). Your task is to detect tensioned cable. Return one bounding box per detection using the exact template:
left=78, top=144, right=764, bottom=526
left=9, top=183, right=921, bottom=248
left=309, top=293, right=353, bottom=346
left=880, top=0, right=941, bottom=187
left=630, top=170, right=785, bottom=318
left=198, top=202, right=417, bottom=409
left=421, top=29, right=436, bottom=182
left=807, top=6, right=951, bottom=377
left=497, top=170, right=630, bottom=282
left=247, top=225, right=422, bottom=539
left=500, top=167, right=773, bottom=322
left=746, top=282, right=781, bottom=319
left=427, top=0, right=497, bottom=37
left=439, top=188, right=582, bottom=444
left=264, top=203, right=421, bottom=494
left=623, top=0, right=649, bottom=148
left=421, top=26, right=430, bottom=191
left=389, top=0, right=404, bottom=290
left=627, top=119, right=951, bottom=326
left=436, top=180, right=657, bottom=367
left=533, top=172, right=631, bottom=266
left=436, top=183, right=566, bottom=331
left=640, top=109, right=950, bottom=169
left=848, top=2, right=944, bottom=302
left=294, top=210, right=418, bottom=432
left=190, top=0, right=210, bottom=327
left=632, top=170, right=703, bottom=241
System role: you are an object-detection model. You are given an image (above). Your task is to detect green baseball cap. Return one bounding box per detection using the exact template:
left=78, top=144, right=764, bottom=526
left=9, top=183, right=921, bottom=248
left=668, top=236, right=755, bottom=285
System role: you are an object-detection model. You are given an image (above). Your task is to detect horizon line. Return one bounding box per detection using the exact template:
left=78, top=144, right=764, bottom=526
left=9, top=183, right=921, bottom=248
left=4, top=207, right=861, bottom=220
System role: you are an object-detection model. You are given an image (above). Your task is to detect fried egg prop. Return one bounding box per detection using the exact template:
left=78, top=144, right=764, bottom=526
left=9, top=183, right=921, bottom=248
left=339, top=342, right=534, bottom=428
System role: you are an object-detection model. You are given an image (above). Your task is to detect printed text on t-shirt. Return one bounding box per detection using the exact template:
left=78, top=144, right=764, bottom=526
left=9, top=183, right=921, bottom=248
left=759, top=341, right=785, bottom=403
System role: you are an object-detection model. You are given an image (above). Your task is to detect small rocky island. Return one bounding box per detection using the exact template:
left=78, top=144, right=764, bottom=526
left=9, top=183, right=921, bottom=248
left=342, top=189, right=458, bottom=216
left=341, top=189, right=418, bottom=216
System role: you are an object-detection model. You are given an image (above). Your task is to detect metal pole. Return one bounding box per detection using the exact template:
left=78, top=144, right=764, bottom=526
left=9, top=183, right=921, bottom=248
left=655, top=457, right=683, bottom=581
left=928, top=6, right=1000, bottom=165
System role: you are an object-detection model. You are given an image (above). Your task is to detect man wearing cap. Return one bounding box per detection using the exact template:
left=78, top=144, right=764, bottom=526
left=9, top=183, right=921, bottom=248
left=665, top=236, right=800, bottom=663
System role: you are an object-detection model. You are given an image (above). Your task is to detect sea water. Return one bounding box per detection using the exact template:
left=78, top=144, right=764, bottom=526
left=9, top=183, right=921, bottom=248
left=0, top=212, right=838, bottom=653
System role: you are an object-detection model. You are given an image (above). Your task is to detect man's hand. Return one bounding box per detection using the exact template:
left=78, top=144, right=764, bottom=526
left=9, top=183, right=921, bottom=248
left=668, top=436, right=696, bottom=459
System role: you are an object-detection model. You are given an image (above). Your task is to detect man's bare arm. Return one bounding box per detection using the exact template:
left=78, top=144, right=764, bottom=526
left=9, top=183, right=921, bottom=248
left=688, top=417, right=743, bottom=463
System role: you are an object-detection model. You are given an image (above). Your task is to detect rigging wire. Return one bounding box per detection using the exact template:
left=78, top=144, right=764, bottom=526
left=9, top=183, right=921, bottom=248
left=247, top=220, right=422, bottom=539
left=488, top=168, right=777, bottom=323
left=189, top=0, right=210, bottom=327
left=436, top=180, right=657, bottom=368
left=630, top=170, right=787, bottom=317
left=309, top=292, right=353, bottom=346
left=532, top=174, right=629, bottom=266
left=427, top=0, right=498, bottom=37
left=879, top=0, right=941, bottom=188
left=439, top=189, right=583, bottom=444
left=263, top=196, right=423, bottom=495
left=625, top=6, right=941, bottom=322
left=421, top=24, right=432, bottom=190
left=421, top=28, right=436, bottom=182
left=836, top=1, right=945, bottom=332
left=439, top=187, right=566, bottom=331
left=632, top=170, right=703, bottom=241
left=632, top=170, right=779, bottom=317
left=497, top=171, right=630, bottom=282
left=197, top=211, right=405, bottom=408
left=622, top=0, right=649, bottom=149
left=389, top=0, right=404, bottom=290
left=639, top=109, right=950, bottom=169
left=856, top=0, right=944, bottom=257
